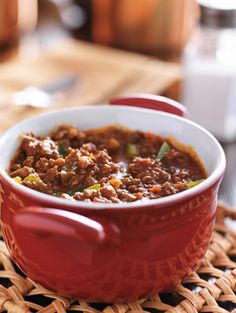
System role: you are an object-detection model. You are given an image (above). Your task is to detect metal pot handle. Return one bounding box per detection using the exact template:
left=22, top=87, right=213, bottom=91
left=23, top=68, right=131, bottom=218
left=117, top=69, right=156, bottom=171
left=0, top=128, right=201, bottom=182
left=109, top=93, right=186, bottom=117
left=14, top=207, right=120, bottom=246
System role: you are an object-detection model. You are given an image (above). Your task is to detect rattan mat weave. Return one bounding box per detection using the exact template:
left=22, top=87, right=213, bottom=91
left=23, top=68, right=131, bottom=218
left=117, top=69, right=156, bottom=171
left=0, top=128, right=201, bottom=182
left=0, top=202, right=236, bottom=313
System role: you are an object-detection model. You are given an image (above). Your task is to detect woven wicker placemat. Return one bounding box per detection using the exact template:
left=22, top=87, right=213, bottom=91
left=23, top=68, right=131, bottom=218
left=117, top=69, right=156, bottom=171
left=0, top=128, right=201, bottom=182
left=0, top=202, right=236, bottom=313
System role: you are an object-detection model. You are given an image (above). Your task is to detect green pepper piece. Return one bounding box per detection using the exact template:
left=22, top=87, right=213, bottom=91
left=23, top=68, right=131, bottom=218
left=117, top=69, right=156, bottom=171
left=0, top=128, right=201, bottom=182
left=86, top=184, right=101, bottom=191
left=67, top=187, right=84, bottom=196
left=67, top=190, right=74, bottom=196
left=13, top=176, right=22, bottom=183
left=54, top=191, right=62, bottom=197
left=24, top=173, right=44, bottom=186
left=157, top=142, right=171, bottom=160
left=187, top=179, right=204, bottom=189
left=58, top=141, right=67, bottom=156
left=127, top=144, right=139, bottom=157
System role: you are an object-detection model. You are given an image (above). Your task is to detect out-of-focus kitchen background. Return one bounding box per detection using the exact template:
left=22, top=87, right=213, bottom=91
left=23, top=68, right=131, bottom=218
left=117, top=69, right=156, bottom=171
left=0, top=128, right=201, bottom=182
left=1, top=0, right=236, bottom=205
left=0, top=0, right=198, bottom=59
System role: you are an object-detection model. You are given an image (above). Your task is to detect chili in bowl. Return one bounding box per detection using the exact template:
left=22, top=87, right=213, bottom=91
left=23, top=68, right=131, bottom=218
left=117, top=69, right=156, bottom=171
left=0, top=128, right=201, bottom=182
left=8, top=124, right=207, bottom=203
left=0, top=94, right=225, bottom=303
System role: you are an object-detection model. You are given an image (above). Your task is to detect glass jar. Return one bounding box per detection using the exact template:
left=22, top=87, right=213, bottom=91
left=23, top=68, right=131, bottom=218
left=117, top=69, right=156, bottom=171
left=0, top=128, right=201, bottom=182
left=182, top=0, right=236, bottom=142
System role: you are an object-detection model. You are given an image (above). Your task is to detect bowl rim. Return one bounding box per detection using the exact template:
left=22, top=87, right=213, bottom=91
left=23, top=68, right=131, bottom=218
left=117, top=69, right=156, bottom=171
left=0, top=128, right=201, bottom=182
left=0, top=105, right=226, bottom=211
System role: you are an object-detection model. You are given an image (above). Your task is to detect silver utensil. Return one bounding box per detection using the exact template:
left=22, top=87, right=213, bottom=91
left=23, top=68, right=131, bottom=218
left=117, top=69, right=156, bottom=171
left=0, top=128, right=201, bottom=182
left=2, top=74, right=77, bottom=109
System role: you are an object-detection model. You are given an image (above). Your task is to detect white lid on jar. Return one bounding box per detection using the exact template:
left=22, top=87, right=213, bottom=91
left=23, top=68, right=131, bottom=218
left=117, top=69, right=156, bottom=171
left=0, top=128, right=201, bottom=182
left=198, top=0, right=236, bottom=10
left=198, top=0, right=236, bottom=28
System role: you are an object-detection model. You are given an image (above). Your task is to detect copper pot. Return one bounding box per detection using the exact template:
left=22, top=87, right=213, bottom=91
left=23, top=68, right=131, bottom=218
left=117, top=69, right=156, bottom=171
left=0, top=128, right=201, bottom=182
left=0, top=0, right=18, bottom=50
left=92, top=0, right=199, bottom=60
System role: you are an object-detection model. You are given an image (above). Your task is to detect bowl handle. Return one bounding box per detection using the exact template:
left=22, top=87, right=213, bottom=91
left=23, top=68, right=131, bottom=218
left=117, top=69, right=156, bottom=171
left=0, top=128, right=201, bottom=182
left=13, top=207, right=120, bottom=246
left=109, top=93, right=186, bottom=117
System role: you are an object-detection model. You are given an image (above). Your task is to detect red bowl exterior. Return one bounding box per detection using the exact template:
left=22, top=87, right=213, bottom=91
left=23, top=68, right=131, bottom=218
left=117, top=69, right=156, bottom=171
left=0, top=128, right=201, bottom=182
left=0, top=174, right=222, bottom=303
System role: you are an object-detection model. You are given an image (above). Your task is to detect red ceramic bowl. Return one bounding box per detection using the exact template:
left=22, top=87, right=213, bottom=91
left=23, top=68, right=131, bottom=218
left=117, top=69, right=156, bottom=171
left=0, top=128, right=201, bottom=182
left=0, top=94, right=226, bottom=303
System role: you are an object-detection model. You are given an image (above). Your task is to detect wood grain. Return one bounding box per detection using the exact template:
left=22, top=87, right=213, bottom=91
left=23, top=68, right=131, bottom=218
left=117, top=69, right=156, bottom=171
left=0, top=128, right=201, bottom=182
left=0, top=39, right=181, bottom=132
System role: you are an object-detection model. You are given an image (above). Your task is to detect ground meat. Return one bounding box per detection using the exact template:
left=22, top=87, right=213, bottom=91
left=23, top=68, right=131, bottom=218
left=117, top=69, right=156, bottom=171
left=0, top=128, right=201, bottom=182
left=128, top=157, right=171, bottom=184
left=21, top=134, right=59, bottom=159
left=95, top=150, right=119, bottom=178
left=9, top=166, right=34, bottom=179
left=8, top=125, right=207, bottom=203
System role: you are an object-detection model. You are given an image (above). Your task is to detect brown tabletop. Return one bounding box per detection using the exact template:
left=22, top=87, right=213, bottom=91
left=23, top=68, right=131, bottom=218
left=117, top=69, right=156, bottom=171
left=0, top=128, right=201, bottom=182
left=0, top=39, right=180, bottom=132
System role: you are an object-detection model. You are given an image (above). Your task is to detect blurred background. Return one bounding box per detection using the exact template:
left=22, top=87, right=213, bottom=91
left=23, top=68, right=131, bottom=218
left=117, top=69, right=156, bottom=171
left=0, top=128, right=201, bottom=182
left=1, top=0, right=236, bottom=206
left=0, top=0, right=199, bottom=60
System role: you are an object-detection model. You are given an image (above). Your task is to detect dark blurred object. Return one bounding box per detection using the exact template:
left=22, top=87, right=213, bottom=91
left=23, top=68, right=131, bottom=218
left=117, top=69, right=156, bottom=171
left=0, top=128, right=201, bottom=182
left=0, top=0, right=18, bottom=52
left=92, top=0, right=199, bottom=61
left=71, top=0, right=92, bottom=40
left=44, top=0, right=92, bottom=41
left=199, top=0, right=236, bottom=28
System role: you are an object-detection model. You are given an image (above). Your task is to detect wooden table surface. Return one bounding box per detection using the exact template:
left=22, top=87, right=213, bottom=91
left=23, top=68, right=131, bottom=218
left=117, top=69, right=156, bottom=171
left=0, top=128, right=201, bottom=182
left=0, top=39, right=180, bottom=132
left=0, top=38, right=235, bottom=207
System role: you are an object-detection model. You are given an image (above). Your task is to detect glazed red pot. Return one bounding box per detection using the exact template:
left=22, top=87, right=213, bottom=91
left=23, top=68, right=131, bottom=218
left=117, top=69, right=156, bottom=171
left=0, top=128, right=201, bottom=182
left=0, top=94, right=226, bottom=303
